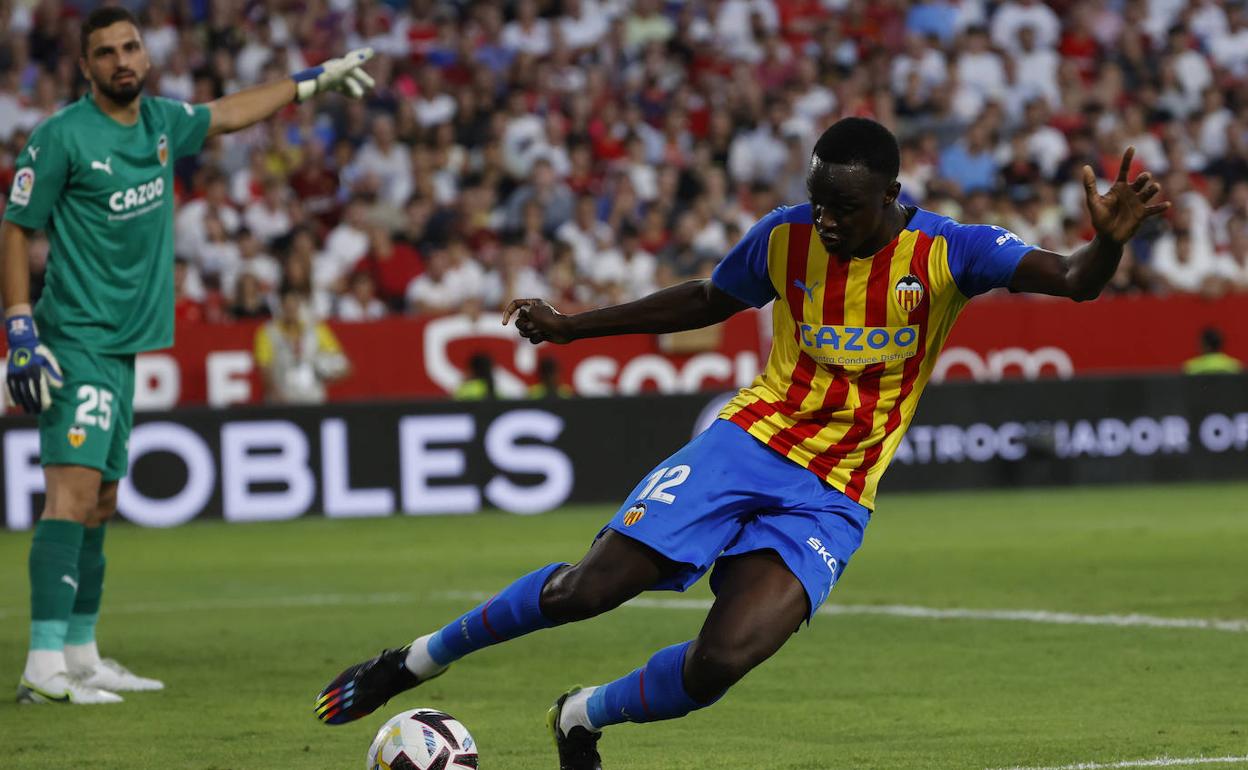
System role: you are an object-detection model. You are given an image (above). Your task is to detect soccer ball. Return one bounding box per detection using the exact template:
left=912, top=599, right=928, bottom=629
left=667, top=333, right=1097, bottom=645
left=366, top=708, right=478, bottom=770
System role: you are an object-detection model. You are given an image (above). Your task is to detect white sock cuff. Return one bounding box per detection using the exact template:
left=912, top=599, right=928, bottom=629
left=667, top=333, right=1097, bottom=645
left=24, top=649, right=67, bottom=683
left=64, top=640, right=102, bottom=670
left=559, top=686, right=601, bottom=736
left=403, top=633, right=444, bottom=679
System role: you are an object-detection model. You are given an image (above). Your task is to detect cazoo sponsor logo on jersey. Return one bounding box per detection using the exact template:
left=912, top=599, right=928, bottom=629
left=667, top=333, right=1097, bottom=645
left=108, top=176, right=166, bottom=218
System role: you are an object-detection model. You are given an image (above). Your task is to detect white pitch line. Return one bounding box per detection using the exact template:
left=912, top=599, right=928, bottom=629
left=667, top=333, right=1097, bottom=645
left=0, top=592, right=414, bottom=620
left=439, top=591, right=1248, bottom=634
left=988, top=755, right=1248, bottom=770
left=0, top=591, right=1245, bottom=636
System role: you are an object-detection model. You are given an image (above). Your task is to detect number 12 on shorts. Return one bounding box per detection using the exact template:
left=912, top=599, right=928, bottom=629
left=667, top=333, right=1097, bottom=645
left=636, top=464, right=691, bottom=504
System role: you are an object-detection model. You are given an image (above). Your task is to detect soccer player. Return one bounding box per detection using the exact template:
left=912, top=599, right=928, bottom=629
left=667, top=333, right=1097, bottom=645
left=3, top=7, right=375, bottom=705
left=314, top=118, right=1168, bottom=768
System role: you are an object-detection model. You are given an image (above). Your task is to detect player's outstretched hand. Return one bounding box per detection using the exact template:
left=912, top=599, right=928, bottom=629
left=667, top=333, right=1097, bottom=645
left=1084, top=146, right=1170, bottom=245
left=502, top=299, right=574, bottom=345
left=292, top=48, right=376, bottom=102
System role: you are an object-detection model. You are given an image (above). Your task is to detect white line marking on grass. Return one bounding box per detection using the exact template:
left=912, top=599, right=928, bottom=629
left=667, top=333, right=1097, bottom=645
left=817, top=603, right=1248, bottom=633
left=0, top=592, right=413, bottom=620
left=439, top=592, right=1248, bottom=633
left=987, top=755, right=1248, bottom=770
left=0, top=591, right=1244, bottom=637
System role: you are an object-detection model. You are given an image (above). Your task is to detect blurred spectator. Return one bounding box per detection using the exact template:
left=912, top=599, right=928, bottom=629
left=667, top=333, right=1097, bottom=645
left=360, top=224, right=424, bottom=309
left=414, top=67, right=457, bottom=128
left=351, top=114, right=413, bottom=208
left=244, top=177, right=294, bottom=247
left=254, top=284, right=351, bottom=404
left=174, top=258, right=205, bottom=323
left=991, top=0, right=1061, bottom=51
left=727, top=98, right=790, bottom=186
left=503, top=157, right=574, bottom=234
left=175, top=170, right=239, bottom=262
left=1011, top=27, right=1060, bottom=109
left=230, top=273, right=271, bottom=320
left=628, top=0, right=676, bottom=50
left=322, top=201, right=372, bottom=290
left=528, top=357, right=573, bottom=399
left=230, top=148, right=269, bottom=207
left=906, top=0, right=967, bottom=45
left=224, top=229, right=282, bottom=299
left=337, top=271, right=388, bottom=321
left=285, top=228, right=336, bottom=319
left=560, top=0, right=609, bottom=51
left=939, top=124, right=997, bottom=194
left=556, top=193, right=614, bottom=275
left=195, top=216, right=241, bottom=301
left=288, top=139, right=341, bottom=232
left=955, top=27, right=1007, bottom=110
left=405, top=239, right=486, bottom=315
left=454, top=353, right=496, bottom=400
left=0, top=71, right=42, bottom=141
left=483, top=238, right=550, bottom=308
left=502, top=0, right=551, bottom=57
left=1182, top=327, right=1244, bottom=375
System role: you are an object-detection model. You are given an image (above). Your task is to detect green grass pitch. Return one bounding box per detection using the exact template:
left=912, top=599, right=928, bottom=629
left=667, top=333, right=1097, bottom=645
left=2, top=482, right=1246, bottom=769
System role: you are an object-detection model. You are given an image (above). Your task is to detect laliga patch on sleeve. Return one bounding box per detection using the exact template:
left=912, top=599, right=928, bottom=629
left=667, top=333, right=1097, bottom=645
left=9, top=167, right=34, bottom=206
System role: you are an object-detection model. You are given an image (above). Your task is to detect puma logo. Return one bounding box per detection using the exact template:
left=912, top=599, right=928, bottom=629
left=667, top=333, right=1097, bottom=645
left=27, top=146, right=39, bottom=162
left=61, top=574, right=78, bottom=590
left=91, top=158, right=113, bottom=176
left=793, top=279, right=821, bottom=303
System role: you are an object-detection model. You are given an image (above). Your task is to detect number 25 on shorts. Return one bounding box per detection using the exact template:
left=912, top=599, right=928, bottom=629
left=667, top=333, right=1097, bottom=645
left=636, top=465, right=691, bottom=504
left=75, top=384, right=114, bottom=431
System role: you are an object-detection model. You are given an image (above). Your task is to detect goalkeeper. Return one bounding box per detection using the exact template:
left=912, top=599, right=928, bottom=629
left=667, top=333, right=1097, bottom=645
left=2, top=6, right=374, bottom=705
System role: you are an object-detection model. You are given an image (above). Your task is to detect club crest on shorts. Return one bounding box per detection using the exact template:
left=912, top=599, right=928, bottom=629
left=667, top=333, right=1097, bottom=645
left=157, top=134, right=169, bottom=167
left=67, top=425, right=87, bottom=448
left=895, top=274, right=925, bottom=311
left=623, top=503, right=646, bottom=526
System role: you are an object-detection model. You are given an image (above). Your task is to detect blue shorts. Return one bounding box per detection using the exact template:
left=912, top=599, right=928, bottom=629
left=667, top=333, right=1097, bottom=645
left=600, top=419, right=871, bottom=620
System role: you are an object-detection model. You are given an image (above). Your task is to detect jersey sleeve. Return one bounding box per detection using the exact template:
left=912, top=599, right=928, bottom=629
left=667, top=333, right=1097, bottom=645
left=943, top=223, right=1036, bottom=297
left=253, top=325, right=274, bottom=367
left=3, top=120, right=69, bottom=231
left=710, top=207, right=786, bottom=308
left=155, top=97, right=212, bottom=160
left=314, top=323, right=343, bottom=354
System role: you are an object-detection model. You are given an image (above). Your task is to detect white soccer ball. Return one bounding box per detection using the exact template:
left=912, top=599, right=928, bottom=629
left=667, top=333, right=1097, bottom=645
left=366, top=708, right=478, bottom=770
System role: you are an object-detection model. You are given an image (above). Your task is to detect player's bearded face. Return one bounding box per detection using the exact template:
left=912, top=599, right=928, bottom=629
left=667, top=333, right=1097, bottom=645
left=82, top=22, right=150, bottom=106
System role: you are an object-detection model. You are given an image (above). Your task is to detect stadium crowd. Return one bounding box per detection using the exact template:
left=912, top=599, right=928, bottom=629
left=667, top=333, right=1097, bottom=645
left=2, top=0, right=1248, bottom=325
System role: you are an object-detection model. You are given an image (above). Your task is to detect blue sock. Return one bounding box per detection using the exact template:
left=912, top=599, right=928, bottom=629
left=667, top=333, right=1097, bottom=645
left=427, top=562, right=565, bottom=666
left=587, top=641, right=720, bottom=727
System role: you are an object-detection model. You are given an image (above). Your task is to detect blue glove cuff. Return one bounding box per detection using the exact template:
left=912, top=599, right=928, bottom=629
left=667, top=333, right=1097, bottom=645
left=291, top=65, right=324, bottom=83
left=5, top=314, right=37, bottom=346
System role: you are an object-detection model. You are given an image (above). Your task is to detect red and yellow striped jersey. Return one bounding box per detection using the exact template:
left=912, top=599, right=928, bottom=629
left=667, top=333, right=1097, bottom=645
left=711, top=205, right=1033, bottom=509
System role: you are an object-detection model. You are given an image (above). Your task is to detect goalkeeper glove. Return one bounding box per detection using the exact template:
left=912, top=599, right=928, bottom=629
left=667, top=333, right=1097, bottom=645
left=5, top=314, right=63, bottom=414
left=292, top=48, right=376, bottom=102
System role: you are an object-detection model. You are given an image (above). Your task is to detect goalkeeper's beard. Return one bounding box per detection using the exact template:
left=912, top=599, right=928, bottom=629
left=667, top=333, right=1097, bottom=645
left=95, top=72, right=147, bottom=106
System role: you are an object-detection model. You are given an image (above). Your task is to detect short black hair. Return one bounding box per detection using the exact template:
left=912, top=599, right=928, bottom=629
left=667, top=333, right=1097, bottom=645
left=81, top=6, right=140, bottom=57
left=812, top=118, right=901, bottom=181
left=1201, top=327, right=1224, bottom=353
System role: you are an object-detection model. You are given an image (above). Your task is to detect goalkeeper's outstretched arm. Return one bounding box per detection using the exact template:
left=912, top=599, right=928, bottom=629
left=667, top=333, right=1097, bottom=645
left=206, top=48, right=375, bottom=138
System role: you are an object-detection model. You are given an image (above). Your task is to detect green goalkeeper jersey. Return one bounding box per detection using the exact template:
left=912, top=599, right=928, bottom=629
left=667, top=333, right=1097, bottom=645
left=4, top=92, right=210, bottom=354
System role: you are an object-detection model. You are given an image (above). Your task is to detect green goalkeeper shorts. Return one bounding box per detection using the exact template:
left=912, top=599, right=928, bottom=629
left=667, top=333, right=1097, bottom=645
left=38, top=340, right=136, bottom=482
